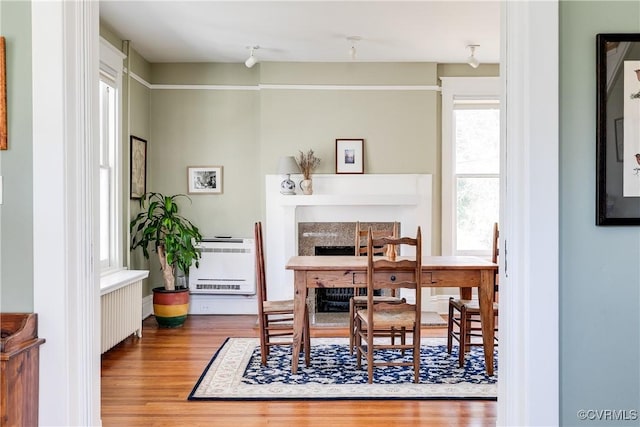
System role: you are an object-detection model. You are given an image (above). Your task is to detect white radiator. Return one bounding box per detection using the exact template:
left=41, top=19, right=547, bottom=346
left=189, top=238, right=256, bottom=295
left=101, top=273, right=144, bottom=354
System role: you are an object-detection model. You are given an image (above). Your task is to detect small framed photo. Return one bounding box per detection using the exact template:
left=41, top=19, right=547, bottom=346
left=187, top=166, right=223, bottom=194
left=335, top=139, right=364, bottom=174
left=130, top=136, right=147, bottom=199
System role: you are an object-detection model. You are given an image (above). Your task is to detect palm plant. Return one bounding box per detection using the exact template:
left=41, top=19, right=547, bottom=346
left=130, top=192, right=203, bottom=290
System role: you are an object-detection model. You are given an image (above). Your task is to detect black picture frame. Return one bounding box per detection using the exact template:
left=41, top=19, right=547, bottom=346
left=130, top=136, right=147, bottom=199
left=596, top=33, right=640, bottom=225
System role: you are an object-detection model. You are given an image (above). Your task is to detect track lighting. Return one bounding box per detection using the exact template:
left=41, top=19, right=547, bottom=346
left=347, top=36, right=361, bottom=60
left=245, top=46, right=259, bottom=68
left=467, top=44, right=480, bottom=69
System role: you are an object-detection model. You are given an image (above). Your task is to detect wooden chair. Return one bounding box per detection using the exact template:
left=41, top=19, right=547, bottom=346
left=355, top=227, right=422, bottom=383
left=348, top=221, right=403, bottom=354
left=254, top=222, right=310, bottom=367
left=446, top=222, right=499, bottom=367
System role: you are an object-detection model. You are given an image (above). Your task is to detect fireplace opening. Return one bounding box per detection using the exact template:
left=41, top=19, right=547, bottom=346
left=315, top=246, right=354, bottom=312
left=313, top=245, right=380, bottom=313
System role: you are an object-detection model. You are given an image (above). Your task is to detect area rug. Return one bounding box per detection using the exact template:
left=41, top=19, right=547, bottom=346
left=188, top=337, right=497, bottom=401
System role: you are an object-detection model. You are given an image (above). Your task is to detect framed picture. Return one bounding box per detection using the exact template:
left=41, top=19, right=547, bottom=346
left=187, top=166, right=223, bottom=194
left=596, top=33, right=640, bottom=225
left=1, top=36, right=7, bottom=151
left=335, top=138, right=364, bottom=174
left=130, top=136, right=147, bottom=199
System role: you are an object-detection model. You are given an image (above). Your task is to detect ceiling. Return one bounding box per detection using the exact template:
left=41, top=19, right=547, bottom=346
left=99, top=1, right=501, bottom=65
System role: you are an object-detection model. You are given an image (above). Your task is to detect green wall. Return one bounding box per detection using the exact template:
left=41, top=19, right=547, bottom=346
left=136, top=60, right=498, bottom=290
left=560, top=1, right=640, bottom=425
left=0, top=0, right=33, bottom=311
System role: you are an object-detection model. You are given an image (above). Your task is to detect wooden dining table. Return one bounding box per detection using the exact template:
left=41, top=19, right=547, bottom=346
left=285, top=255, right=498, bottom=375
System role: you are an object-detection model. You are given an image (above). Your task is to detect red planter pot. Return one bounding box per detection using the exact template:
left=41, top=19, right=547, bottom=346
left=152, top=287, right=190, bottom=328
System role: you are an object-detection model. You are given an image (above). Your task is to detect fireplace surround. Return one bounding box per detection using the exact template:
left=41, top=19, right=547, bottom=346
left=300, top=222, right=398, bottom=314
left=264, top=174, right=434, bottom=318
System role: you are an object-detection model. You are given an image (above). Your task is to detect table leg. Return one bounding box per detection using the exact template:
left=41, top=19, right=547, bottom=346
left=291, top=270, right=307, bottom=374
left=478, top=269, right=495, bottom=376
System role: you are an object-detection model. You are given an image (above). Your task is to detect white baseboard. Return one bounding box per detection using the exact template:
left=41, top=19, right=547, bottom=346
left=142, top=294, right=153, bottom=319
left=189, top=294, right=258, bottom=315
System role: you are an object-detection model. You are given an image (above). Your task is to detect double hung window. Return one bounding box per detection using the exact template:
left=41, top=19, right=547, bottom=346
left=441, top=77, right=500, bottom=257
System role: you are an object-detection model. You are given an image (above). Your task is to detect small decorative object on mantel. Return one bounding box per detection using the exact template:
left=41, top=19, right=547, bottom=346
left=278, top=156, right=300, bottom=195
left=296, top=149, right=321, bottom=195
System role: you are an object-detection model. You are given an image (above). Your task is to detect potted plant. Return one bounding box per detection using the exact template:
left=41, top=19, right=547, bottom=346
left=296, top=149, right=321, bottom=195
left=130, top=192, right=203, bottom=327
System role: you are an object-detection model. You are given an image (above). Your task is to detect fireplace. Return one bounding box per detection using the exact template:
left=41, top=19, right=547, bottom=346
left=302, top=222, right=396, bottom=314
left=264, top=173, right=433, bottom=317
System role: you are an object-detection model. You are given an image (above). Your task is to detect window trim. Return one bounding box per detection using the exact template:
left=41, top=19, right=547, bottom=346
left=440, top=77, right=500, bottom=256
left=99, top=38, right=126, bottom=275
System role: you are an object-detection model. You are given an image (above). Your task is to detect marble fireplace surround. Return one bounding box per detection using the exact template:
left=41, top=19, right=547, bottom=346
left=265, top=174, right=434, bottom=314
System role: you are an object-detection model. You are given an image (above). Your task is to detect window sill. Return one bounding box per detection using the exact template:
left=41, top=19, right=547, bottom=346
left=100, top=269, right=149, bottom=296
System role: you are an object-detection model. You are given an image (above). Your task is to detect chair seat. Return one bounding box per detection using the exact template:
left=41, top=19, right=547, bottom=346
left=263, top=299, right=295, bottom=313
left=357, top=308, right=416, bottom=329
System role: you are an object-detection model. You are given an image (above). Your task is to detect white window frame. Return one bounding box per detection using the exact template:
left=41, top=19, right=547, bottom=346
left=441, top=77, right=500, bottom=256
left=99, top=38, right=126, bottom=275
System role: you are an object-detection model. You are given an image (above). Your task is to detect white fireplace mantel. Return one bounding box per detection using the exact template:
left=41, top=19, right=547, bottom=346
left=265, top=174, right=432, bottom=303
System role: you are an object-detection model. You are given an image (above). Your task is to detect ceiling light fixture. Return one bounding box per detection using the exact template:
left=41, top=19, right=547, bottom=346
left=245, top=46, right=259, bottom=68
left=467, top=44, right=480, bottom=69
left=347, top=36, right=361, bottom=60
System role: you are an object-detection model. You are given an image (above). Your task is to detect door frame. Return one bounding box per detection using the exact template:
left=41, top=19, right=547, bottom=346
left=31, top=1, right=559, bottom=425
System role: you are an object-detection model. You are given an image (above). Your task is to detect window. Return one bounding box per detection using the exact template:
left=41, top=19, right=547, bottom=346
left=441, top=77, right=500, bottom=257
left=99, top=39, right=125, bottom=274
left=453, top=105, right=500, bottom=254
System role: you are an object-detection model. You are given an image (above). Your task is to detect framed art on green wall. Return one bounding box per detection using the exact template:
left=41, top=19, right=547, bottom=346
left=596, top=33, right=640, bottom=225
left=335, top=139, right=364, bottom=174
left=187, top=166, right=223, bottom=194
left=130, top=136, right=147, bottom=199
left=1, top=36, right=6, bottom=151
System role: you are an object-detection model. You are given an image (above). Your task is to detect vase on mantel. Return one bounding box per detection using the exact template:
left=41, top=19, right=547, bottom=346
left=300, top=178, right=313, bottom=195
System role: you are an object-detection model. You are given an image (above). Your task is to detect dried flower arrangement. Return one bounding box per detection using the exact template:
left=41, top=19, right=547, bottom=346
left=296, top=149, right=321, bottom=180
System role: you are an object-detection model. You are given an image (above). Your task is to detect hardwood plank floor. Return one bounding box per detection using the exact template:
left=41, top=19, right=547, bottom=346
left=101, top=315, right=496, bottom=426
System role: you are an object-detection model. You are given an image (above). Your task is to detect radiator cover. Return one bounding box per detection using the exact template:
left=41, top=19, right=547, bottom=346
left=189, top=238, right=256, bottom=295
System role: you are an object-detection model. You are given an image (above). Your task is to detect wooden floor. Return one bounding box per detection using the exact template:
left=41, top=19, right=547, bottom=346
left=101, top=315, right=497, bottom=427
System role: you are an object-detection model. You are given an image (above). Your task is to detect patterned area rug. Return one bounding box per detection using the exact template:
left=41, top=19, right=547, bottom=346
left=188, top=337, right=497, bottom=401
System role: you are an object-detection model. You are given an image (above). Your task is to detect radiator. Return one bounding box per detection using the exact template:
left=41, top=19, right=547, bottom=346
left=101, top=277, right=143, bottom=354
left=189, top=238, right=256, bottom=295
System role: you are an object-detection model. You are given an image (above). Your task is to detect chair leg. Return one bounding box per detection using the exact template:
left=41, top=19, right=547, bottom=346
left=413, top=325, right=420, bottom=383
left=367, top=325, right=374, bottom=384
left=447, top=300, right=454, bottom=354
left=260, top=314, right=268, bottom=366
left=349, top=299, right=355, bottom=355
left=355, top=316, right=363, bottom=369
left=458, top=306, right=467, bottom=368
left=303, top=305, right=311, bottom=367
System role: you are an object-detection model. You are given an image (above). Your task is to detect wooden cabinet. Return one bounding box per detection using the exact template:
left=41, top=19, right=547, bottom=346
left=1, top=313, right=45, bottom=427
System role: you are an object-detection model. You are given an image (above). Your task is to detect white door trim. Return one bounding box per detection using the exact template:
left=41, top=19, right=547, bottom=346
left=32, top=1, right=101, bottom=425
left=499, top=1, right=559, bottom=426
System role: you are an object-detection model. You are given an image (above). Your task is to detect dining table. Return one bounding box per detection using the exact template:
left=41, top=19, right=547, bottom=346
left=285, top=255, right=498, bottom=375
